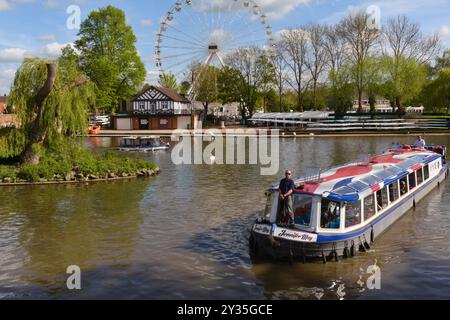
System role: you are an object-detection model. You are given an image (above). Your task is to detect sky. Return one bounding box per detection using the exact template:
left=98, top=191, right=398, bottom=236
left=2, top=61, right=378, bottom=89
left=0, top=0, right=449, bottom=95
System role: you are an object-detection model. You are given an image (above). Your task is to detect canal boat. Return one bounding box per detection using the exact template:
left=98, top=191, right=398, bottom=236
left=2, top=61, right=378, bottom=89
left=250, top=144, right=448, bottom=263
left=118, top=136, right=170, bottom=152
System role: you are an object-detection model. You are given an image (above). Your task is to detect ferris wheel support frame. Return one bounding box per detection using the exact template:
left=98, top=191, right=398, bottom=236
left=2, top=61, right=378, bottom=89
left=187, top=45, right=226, bottom=101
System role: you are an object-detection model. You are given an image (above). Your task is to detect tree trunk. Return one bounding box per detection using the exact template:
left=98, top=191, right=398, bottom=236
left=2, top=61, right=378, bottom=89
left=20, top=63, right=57, bottom=165
left=395, top=96, right=403, bottom=113
left=203, top=101, right=209, bottom=121
left=358, top=89, right=363, bottom=113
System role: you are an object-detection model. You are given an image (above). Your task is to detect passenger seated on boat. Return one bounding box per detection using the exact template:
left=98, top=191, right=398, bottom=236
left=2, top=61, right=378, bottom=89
left=400, top=179, right=407, bottom=196
left=294, top=201, right=312, bottom=226
left=320, top=200, right=340, bottom=229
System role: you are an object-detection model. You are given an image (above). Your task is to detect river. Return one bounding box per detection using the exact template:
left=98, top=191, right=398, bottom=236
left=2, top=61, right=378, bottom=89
left=1, top=135, right=449, bottom=299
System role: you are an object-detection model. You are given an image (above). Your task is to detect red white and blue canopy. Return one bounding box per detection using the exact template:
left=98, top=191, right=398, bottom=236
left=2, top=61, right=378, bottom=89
left=272, top=149, right=442, bottom=202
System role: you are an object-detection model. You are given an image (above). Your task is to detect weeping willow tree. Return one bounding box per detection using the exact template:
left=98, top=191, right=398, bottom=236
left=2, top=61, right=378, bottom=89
left=7, top=46, right=95, bottom=164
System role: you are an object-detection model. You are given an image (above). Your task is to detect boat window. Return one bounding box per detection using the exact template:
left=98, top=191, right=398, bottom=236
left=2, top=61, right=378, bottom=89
left=293, top=194, right=313, bottom=226
left=416, top=168, right=423, bottom=185
left=320, top=199, right=341, bottom=229
left=400, top=177, right=408, bottom=196
left=376, top=187, right=389, bottom=211
left=364, top=194, right=376, bottom=220
left=408, top=172, right=416, bottom=190
left=388, top=181, right=399, bottom=202
left=345, top=201, right=361, bottom=228
left=424, top=165, right=430, bottom=180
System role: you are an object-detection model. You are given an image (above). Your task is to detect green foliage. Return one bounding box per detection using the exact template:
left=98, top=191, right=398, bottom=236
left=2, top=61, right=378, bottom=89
left=75, top=5, right=146, bottom=111
left=421, top=68, right=450, bottom=113
left=158, top=73, right=178, bottom=90
left=1, top=139, right=157, bottom=183
left=0, top=127, right=27, bottom=158
left=7, top=54, right=95, bottom=156
left=329, top=66, right=354, bottom=115
left=381, top=55, right=427, bottom=110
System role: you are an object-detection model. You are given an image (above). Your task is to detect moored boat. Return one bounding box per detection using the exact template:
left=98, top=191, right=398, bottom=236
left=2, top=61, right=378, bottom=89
left=250, top=144, right=448, bottom=263
left=118, top=136, right=170, bottom=152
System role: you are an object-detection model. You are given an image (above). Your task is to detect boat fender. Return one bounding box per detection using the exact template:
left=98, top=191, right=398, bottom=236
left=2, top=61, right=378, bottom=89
left=358, top=237, right=366, bottom=253
left=350, top=240, right=355, bottom=257
left=343, top=241, right=349, bottom=259
left=363, top=235, right=371, bottom=250
left=413, top=199, right=416, bottom=208
left=321, top=250, right=327, bottom=264
left=370, top=226, right=374, bottom=243
left=332, top=243, right=338, bottom=262
left=289, top=247, right=294, bottom=265
left=301, top=245, right=306, bottom=264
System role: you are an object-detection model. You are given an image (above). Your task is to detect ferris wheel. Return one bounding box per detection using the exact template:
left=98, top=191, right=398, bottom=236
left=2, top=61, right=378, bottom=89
left=155, top=0, right=274, bottom=100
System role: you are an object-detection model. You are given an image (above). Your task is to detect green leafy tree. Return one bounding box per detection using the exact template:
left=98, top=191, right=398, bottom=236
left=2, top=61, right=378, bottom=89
left=75, top=5, right=146, bottom=112
left=158, top=73, right=178, bottom=89
left=193, top=66, right=219, bottom=119
left=329, top=65, right=354, bottom=115
left=381, top=55, right=427, bottom=112
left=7, top=50, right=95, bottom=164
left=421, top=68, right=450, bottom=113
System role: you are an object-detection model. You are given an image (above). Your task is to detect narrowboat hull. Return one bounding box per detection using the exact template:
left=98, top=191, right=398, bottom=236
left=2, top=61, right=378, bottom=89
left=250, top=163, right=449, bottom=262
left=117, top=145, right=170, bottom=152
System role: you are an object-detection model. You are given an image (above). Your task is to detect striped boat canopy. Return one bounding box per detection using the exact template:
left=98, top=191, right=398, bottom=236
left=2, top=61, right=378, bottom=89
left=271, top=149, right=443, bottom=203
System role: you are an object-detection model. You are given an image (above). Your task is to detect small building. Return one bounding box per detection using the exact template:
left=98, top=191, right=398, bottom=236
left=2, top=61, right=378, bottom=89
left=0, top=95, right=7, bottom=114
left=113, top=86, right=196, bottom=130
left=352, top=97, right=393, bottom=113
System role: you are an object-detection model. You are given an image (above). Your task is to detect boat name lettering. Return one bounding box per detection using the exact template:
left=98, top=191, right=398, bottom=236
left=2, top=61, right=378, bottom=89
left=274, top=228, right=317, bottom=242
left=253, top=224, right=271, bottom=235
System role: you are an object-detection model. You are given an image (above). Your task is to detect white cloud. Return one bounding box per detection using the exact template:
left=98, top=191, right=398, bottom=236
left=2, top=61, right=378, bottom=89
left=0, top=0, right=11, bottom=11
left=140, top=19, right=153, bottom=27
left=0, top=48, right=27, bottom=62
left=440, top=25, right=450, bottom=39
left=0, top=68, right=17, bottom=95
left=321, top=0, right=449, bottom=24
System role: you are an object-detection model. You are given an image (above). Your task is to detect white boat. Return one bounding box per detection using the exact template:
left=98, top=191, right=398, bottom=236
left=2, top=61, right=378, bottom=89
left=250, top=144, right=448, bottom=263
left=118, top=136, right=170, bottom=152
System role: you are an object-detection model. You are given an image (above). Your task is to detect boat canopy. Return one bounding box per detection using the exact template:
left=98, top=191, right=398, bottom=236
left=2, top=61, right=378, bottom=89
left=323, top=153, right=441, bottom=202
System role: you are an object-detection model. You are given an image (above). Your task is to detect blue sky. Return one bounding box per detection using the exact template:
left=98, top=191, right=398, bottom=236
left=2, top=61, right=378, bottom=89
left=0, top=0, right=449, bottom=95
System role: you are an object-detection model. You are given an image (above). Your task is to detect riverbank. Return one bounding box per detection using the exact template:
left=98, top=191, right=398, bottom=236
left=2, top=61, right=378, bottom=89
left=0, top=145, right=159, bottom=185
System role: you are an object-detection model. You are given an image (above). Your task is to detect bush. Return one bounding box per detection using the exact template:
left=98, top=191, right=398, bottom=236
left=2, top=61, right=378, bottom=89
left=0, top=165, right=16, bottom=180
left=18, top=164, right=40, bottom=182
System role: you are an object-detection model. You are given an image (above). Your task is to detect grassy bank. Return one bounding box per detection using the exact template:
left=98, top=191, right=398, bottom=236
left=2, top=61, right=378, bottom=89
left=0, top=144, right=159, bottom=184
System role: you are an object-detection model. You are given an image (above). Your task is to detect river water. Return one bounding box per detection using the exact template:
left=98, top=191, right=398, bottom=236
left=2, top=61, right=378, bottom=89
left=0, top=135, right=449, bottom=300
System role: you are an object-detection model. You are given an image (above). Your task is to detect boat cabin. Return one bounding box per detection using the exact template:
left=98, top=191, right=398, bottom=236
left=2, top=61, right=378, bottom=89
left=121, top=136, right=164, bottom=148
left=265, top=147, right=446, bottom=234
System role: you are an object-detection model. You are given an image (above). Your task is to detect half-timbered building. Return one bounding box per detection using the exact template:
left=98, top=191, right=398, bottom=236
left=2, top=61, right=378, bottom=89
left=113, top=86, right=195, bottom=130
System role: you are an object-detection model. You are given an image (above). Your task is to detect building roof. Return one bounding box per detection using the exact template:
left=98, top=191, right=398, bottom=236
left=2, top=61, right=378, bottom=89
left=0, top=96, right=7, bottom=104
left=271, top=148, right=442, bottom=202
left=133, top=86, right=190, bottom=103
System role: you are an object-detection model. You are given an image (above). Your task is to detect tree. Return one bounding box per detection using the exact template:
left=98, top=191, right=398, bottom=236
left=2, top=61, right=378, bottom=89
left=329, top=65, right=353, bottom=115
left=256, top=53, right=276, bottom=112
left=221, top=47, right=266, bottom=119
left=337, top=11, right=380, bottom=112
left=382, top=15, right=440, bottom=111
left=75, top=5, right=146, bottom=112
left=279, top=28, right=310, bottom=112
left=381, top=55, right=427, bottom=112
left=269, top=45, right=287, bottom=112
left=305, top=24, right=328, bottom=109
left=421, top=68, right=450, bottom=113
left=8, top=52, right=95, bottom=164
left=158, top=72, right=178, bottom=89
left=193, top=66, right=219, bottom=119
